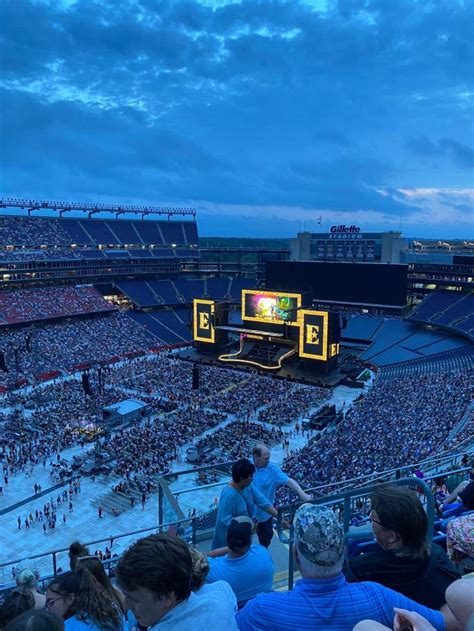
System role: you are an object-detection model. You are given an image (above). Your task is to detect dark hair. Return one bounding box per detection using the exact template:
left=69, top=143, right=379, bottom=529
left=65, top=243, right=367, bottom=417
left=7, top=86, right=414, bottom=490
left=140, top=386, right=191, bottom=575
left=5, top=609, right=64, bottom=631
left=232, top=458, right=255, bottom=483
left=371, top=485, right=429, bottom=559
left=68, top=542, right=90, bottom=570
left=0, top=589, right=35, bottom=628
left=253, top=445, right=263, bottom=457
left=47, top=567, right=121, bottom=630
left=116, top=533, right=192, bottom=601
left=75, top=556, right=124, bottom=613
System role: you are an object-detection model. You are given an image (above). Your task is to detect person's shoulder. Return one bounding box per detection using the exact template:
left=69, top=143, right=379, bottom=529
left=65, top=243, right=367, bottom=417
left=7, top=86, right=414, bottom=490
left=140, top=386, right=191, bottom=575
left=346, top=548, right=388, bottom=577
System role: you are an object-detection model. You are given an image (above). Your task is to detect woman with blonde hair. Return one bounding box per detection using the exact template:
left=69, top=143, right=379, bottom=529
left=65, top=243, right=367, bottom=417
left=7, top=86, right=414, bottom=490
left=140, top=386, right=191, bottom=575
left=15, top=568, right=46, bottom=609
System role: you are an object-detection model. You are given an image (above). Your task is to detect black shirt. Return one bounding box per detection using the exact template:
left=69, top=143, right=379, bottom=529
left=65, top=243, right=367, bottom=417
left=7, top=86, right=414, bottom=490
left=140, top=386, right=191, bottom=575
left=344, top=543, right=460, bottom=609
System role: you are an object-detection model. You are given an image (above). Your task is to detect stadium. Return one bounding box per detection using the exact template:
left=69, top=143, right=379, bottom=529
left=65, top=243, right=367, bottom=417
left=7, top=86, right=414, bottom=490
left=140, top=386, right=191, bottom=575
left=0, top=197, right=472, bottom=629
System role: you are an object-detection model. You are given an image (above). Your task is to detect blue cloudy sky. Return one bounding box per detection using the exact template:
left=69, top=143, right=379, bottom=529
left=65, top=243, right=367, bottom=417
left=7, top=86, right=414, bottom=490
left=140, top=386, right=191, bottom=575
left=1, top=0, right=473, bottom=237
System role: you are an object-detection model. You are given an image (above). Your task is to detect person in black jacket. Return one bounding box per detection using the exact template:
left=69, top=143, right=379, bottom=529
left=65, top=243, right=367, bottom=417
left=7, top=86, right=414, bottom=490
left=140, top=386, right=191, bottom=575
left=345, top=485, right=460, bottom=609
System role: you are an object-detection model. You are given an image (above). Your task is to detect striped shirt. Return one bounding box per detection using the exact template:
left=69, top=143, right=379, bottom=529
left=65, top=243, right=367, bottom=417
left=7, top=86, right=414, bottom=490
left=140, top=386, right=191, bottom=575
left=236, top=575, right=445, bottom=631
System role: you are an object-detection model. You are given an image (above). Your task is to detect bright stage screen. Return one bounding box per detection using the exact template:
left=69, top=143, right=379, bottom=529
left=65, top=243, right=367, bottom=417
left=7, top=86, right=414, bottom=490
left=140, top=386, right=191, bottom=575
left=242, top=290, right=301, bottom=326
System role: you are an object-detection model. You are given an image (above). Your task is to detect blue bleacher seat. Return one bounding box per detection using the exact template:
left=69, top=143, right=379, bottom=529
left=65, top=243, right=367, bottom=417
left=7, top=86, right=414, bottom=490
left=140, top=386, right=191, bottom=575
left=182, top=222, right=199, bottom=245
left=80, top=220, right=120, bottom=244
left=104, top=220, right=139, bottom=244
left=147, top=280, right=180, bottom=305
left=206, top=277, right=231, bottom=299
left=160, top=222, right=186, bottom=245
left=175, top=279, right=205, bottom=302
left=61, top=219, right=94, bottom=244
left=116, top=281, right=160, bottom=308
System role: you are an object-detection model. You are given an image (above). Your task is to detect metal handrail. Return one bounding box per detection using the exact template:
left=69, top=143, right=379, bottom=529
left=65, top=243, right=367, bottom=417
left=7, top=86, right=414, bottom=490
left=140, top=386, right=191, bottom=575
left=0, top=515, right=197, bottom=582
left=276, top=477, right=435, bottom=590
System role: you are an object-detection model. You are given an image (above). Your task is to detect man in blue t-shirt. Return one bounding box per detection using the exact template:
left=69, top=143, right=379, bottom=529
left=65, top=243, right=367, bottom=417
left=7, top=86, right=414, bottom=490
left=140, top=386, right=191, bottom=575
left=207, top=516, right=274, bottom=607
left=252, top=444, right=311, bottom=547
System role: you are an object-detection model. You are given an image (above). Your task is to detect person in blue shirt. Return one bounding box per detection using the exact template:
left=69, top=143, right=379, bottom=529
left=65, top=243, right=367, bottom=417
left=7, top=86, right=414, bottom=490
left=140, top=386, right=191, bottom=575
left=236, top=503, right=456, bottom=631
left=207, top=516, right=274, bottom=607
left=252, top=444, right=311, bottom=547
left=45, top=567, right=124, bottom=630
left=212, top=458, right=277, bottom=550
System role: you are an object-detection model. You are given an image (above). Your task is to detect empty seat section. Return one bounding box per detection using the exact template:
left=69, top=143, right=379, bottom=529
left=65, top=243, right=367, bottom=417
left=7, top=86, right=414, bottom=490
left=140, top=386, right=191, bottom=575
left=128, top=311, right=166, bottom=343
left=106, top=221, right=140, bottom=244
left=173, top=307, right=191, bottom=325
left=343, top=316, right=383, bottom=340
left=206, top=278, right=230, bottom=299
left=104, top=250, right=130, bottom=258
left=151, top=249, right=175, bottom=258
left=145, top=315, right=185, bottom=344
left=361, top=320, right=417, bottom=360
left=409, top=291, right=461, bottom=322
left=229, top=278, right=258, bottom=300
left=154, top=310, right=191, bottom=341
left=183, top=222, right=199, bottom=245
left=367, top=346, right=421, bottom=366
left=79, top=220, right=119, bottom=244
left=175, top=279, right=204, bottom=302
left=128, top=249, right=152, bottom=257
left=160, top=222, right=185, bottom=245
left=400, top=329, right=448, bottom=350
left=116, top=281, right=160, bottom=308
left=416, top=337, right=470, bottom=356
left=455, top=314, right=474, bottom=337
left=79, top=250, right=104, bottom=259
left=147, top=280, right=179, bottom=305
left=61, top=219, right=94, bottom=244
left=133, top=221, right=164, bottom=245
left=433, top=294, right=474, bottom=326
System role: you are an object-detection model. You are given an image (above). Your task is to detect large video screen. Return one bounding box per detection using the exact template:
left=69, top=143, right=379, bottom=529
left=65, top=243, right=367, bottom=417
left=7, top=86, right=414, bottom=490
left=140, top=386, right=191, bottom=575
left=266, top=261, right=408, bottom=307
left=242, top=290, right=302, bottom=326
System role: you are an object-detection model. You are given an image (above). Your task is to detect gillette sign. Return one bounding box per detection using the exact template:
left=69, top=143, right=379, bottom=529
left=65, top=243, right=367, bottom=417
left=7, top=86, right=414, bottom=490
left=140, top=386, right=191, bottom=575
left=329, top=225, right=362, bottom=239
left=330, top=225, right=361, bottom=234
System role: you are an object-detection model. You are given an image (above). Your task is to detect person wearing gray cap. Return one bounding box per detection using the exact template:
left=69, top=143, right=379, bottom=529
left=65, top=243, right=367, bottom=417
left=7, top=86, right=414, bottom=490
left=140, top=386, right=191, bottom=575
left=236, top=504, right=454, bottom=631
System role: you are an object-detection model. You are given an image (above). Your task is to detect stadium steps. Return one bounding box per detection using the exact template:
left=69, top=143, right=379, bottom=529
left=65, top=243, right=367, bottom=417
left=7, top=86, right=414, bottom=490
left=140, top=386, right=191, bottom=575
left=155, top=223, right=166, bottom=245
left=441, top=401, right=474, bottom=447
left=77, top=221, right=97, bottom=244
left=103, top=222, right=123, bottom=244
left=430, top=292, right=470, bottom=323
left=379, top=346, right=474, bottom=380
left=170, top=280, right=185, bottom=303
left=131, top=223, right=145, bottom=244
left=180, top=223, right=188, bottom=245
left=149, top=313, right=188, bottom=342
left=145, top=281, right=164, bottom=305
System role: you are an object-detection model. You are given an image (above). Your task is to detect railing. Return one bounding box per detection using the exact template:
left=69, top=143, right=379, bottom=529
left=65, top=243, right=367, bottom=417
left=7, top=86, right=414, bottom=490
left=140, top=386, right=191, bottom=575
left=2, top=457, right=471, bottom=593
left=0, top=515, right=198, bottom=592
left=276, top=478, right=435, bottom=590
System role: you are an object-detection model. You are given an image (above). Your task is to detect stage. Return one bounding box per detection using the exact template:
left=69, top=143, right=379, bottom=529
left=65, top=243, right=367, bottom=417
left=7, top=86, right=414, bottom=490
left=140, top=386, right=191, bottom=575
left=174, top=346, right=346, bottom=388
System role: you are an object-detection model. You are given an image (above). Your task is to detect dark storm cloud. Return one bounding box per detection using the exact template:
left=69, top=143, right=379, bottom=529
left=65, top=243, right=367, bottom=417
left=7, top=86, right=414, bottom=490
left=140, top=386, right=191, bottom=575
left=1, top=0, right=472, bottom=235
left=407, top=136, right=474, bottom=169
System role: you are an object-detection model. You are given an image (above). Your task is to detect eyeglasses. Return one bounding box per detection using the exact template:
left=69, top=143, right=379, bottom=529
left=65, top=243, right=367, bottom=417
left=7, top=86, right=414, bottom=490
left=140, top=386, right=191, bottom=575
left=369, top=510, right=390, bottom=529
left=46, top=596, right=64, bottom=609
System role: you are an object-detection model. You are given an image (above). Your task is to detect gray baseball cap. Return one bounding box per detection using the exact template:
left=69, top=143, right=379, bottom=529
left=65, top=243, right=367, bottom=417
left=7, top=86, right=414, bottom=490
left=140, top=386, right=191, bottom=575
left=294, top=504, right=345, bottom=566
